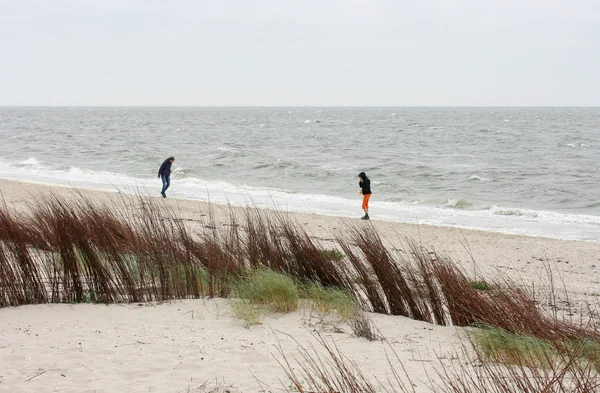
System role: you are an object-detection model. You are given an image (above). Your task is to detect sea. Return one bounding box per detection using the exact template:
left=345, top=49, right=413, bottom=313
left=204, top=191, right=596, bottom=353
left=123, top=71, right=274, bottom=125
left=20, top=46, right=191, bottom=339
left=0, top=107, right=598, bottom=242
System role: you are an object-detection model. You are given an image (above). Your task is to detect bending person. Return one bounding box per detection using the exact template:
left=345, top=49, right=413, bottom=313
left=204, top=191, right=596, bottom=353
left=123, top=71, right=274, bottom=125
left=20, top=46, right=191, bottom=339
left=158, top=156, right=175, bottom=198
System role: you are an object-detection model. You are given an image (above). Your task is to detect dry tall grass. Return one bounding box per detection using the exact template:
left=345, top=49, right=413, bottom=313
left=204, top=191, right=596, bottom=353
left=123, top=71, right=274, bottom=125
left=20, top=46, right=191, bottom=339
left=0, top=192, right=353, bottom=307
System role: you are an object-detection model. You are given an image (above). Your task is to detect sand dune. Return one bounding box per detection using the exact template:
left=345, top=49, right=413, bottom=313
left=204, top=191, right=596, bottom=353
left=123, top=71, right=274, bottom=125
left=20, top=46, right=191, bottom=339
left=1, top=179, right=599, bottom=392
left=0, top=300, right=461, bottom=392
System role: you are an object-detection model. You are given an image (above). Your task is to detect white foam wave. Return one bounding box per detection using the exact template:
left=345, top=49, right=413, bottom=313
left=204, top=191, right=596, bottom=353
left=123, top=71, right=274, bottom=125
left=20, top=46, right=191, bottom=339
left=493, top=208, right=538, bottom=218
left=171, top=167, right=193, bottom=179
left=564, top=142, right=591, bottom=148
left=468, top=175, right=492, bottom=182
left=20, top=157, right=41, bottom=166
left=1, top=159, right=599, bottom=242
left=443, top=199, right=475, bottom=209
left=215, top=146, right=236, bottom=152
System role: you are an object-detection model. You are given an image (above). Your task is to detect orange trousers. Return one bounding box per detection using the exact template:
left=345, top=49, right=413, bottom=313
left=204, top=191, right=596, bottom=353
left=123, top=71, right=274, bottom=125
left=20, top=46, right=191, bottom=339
left=362, top=194, right=371, bottom=210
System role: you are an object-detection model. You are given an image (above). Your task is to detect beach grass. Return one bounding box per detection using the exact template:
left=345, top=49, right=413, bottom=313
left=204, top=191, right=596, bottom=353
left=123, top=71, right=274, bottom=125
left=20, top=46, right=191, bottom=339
left=231, top=299, right=265, bottom=328
left=474, top=324, right=600, bottom=368
left=232, top=269, right=299, bottom=313
left=229, top=269, right=368, bottom=333
left=473, top=325, right=558, bottom=367
left=299, top=282, right=358, bottom=321
left=319, top=248, right=345, bottom=262
left=469, top=280, right=492, bottom=291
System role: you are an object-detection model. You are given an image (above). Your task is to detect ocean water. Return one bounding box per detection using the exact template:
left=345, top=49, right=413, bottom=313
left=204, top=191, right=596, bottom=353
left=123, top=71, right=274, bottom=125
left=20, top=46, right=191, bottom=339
left=0, top=107, right=598, bottom=241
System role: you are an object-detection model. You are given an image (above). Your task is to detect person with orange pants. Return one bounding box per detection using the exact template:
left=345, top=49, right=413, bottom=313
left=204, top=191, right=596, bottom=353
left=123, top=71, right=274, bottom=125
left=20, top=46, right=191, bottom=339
left=358, top=172, right=371, bottom=220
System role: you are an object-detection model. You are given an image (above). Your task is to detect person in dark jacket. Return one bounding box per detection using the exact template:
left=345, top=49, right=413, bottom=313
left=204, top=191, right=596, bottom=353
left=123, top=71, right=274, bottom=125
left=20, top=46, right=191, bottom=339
left=358, top=172, right=371, bottom=220
left=158, top=156, right=175, bottom=198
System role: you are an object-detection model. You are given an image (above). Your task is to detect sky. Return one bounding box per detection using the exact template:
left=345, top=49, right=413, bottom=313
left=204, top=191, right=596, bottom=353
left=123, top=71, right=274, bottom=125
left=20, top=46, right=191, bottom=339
left=0, top=0, right=599, bottom=106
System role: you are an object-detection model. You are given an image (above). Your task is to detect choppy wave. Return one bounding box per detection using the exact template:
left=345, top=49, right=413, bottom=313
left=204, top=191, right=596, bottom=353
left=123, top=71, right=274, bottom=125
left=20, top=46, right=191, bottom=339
left=215, top=146, right=237, bottom=153
left=493, top=208, right=539, bottom=218
left=565, top=143, right=591, bottom=148
left=468, top=174, right=492, bottom=182
left=171, top=167, right=194, bottom=179
left=21, top=157, right=41, bottom=166
left=442, top=199, right=477, bottom=210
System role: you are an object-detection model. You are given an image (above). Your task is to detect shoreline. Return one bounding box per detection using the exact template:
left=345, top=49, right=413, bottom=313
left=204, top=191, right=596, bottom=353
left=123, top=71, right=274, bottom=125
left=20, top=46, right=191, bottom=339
left=1, top=167, right=598, bottom=242
left=1, top=176, right=598, bottom=244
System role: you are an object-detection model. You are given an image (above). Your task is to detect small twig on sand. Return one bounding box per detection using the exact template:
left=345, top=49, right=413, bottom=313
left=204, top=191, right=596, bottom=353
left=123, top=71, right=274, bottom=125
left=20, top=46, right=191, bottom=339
left=114, top=341, right=151, bottom=348
left=25, top=370, right=47, bottom=382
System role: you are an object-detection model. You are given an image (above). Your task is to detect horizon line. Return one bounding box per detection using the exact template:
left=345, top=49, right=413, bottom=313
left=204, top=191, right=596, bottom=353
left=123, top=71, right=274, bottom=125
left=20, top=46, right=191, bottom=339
left=1, top=105, right=599, bottom=108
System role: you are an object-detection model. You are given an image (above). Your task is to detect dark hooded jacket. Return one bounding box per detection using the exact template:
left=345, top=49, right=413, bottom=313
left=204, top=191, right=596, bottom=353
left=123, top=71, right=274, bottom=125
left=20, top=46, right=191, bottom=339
left=158, top=159, right=172, bottom=178
left=358, top=172, right=371, bottom=195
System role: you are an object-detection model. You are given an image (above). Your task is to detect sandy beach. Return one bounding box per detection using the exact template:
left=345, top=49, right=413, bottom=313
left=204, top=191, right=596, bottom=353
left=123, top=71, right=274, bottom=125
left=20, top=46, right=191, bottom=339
left=1, top=178, right=599, bottom=392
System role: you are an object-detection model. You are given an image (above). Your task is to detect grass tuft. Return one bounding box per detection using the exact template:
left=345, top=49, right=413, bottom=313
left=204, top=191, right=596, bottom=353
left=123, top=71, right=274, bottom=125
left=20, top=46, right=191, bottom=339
left=319, top=249, right=345, bottom=262
left=300, top=282, right=358, bottom=320
left=473, top=325, right=557, bottom=367
left=469, top=280, right=492, bottom=291
left=473, top=324, right=600, bottom=370
left=233, top=269, right=299, bottom=313
left=231, top=300, right=264, bottom=328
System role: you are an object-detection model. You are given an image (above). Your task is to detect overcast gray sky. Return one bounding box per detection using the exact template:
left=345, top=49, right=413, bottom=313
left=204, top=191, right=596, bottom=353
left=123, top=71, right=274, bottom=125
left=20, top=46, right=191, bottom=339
left=1, top=0, right=598, bottom=106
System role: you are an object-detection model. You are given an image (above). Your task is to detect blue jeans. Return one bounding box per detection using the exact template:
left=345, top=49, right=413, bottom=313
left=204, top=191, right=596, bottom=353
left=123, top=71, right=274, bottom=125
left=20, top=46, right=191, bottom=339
left=161, top=175, right=170, bottom=195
